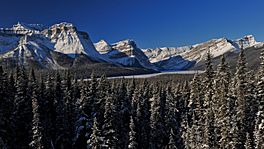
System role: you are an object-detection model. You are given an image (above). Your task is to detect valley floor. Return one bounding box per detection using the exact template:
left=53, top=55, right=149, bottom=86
left=107, top=70, right=204, bottom=79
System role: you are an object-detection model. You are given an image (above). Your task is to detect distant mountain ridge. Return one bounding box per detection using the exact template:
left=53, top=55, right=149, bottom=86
left=0, top=22, right=263, bottom=71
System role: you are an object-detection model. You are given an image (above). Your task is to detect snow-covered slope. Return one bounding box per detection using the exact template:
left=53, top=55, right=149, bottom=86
left=0, top=22, right=262, bottom=71
left=42, top=22, right=104, bottom=61
left=143, top=35, right=259, bottom=70
left=94, top=40, right=112, bottom=54
left=154, top=55, right=195, bottom=71
left=95, top=39, right=159, bottom=70
left=0, top=34, right=62, bottom=69
left=0, top=22, right=109, bottom=69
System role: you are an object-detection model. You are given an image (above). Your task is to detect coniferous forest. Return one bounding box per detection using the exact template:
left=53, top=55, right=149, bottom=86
left=1, top=48, right=264, bottom=149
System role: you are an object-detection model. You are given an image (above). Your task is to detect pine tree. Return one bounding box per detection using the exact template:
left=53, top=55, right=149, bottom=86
left=245, top=72, right=257, bottom=148
left=54, top=72, right=68, bottom=148
left=138, top=81, right=152, bottom=149
left=74, top=80, right=90, bottom=149
left=203, top=51, right=216, bottom=148
left=165, top=85, right=182, bottom=149
left=64, top=71, right=76, bottom=147
left=87, top=72, right=97, bottom=117
left=44, top=76, right=56, bottom=148
left=88, top=117, right=103, bottom=149
left=114, top=80, right=130, bottom=148
left=254, top=45, right=264, bottom=149
left=0, top=66, right=12, bottom=148
left=102, top=92, right=118, bottom=148
left=254, top=115, right=264, bottom=149
left=167, top=129, right=177, bottom=149
left=128, top=116, right=137, bottom=149
left=149, top=88, right=165, bottom=149
left=213, top=55, right=231, bottom=148
left=234, top=45, right=248, bottom=148
left=95, top=75, right=109, bottom=127
left=244, top=132, right=253, bottom=149
left=30, top=69, right=45, bottom=149
left=13, top=66, right=32, bottom=149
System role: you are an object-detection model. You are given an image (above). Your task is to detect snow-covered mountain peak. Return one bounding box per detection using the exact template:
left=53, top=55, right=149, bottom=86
left=42, top=22, right=104, bottom=61
left=111, top=39, right=138, bottom=56
left=94, top=40, right=112, bottom=54
left=12, top=22, right=46, bottom=31
left=0, top=22, right=46, bottom=35
left=49, top=22, right=76, bottom=30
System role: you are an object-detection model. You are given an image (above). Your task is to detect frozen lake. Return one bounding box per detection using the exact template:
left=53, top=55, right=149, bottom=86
left=107, top=70, right=204, bottom=79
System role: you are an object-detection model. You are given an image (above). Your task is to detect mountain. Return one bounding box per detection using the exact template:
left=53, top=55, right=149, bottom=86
left=42, top=22, right=105, bottom=62
left=94, top=39, right=159, bottom=70
left=0, top=24, right=64, bottom=69
left=143, top=35, right=262, bottom=70
left=0, top=22, right=156, bottom=76
left=0, top=22, right=263, bottom=73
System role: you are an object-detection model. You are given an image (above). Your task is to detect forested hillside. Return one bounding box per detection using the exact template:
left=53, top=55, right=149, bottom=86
left=0, top=47, right=264, bottom=149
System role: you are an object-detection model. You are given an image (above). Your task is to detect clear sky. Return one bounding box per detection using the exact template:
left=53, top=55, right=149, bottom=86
left=0, top=0, right=263, bottom=48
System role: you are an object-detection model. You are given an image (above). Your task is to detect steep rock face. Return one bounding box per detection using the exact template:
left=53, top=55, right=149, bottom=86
left=0, top=22, right=46, bottom=35
left=95, top=39, right=158, bottom=70
left=0, top=34, right=62, bottom=69
left=143, top=35, right=260, bottom=70
left=94, top=40, right=112, bottom=54
left=42, top=22, right=104, bottom=61
left=154, top=55, right=195, bottom=71
left=143, top=46, right=191, bottom=63
left=182, top=38, right=235, bottom=62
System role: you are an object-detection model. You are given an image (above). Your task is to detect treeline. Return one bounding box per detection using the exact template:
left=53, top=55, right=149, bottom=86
left=0, top=47, right=264, bottom=149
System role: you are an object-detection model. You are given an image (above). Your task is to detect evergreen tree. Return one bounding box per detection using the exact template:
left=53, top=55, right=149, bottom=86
left=149, top=88, right=165, bottom=149
left=234, top=44, right=248, bottom=148
left=0, top=66, right=10, bottom=147
left=138, top=81, right=152, bottom=149
left=88, top=117, right=103, bottom=149
left=213, top=55, right=231, bottom=148
left=167, top=129, right=177, bottom=149
left=54, top=72, right=68, bottom=148
left=203, top=51, right=216, bottom=148
left=13, top=66, right=32, bottom=149
left=95, top=75, right=109, bottom=127
left=30, top=69, right=45, bottom=149
left=44, top=76, right=56, bottom=148
left=254, top=46, right=264, bottom=149
left=244, top=132, right=253, bottom=149
left=128, top=116, right=137, bottom=149
left=64, top=71, right=76, bottom=146
left=102, top=92, right=118, bottom=148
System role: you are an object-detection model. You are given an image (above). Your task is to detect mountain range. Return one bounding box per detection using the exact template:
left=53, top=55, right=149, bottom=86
left=0, top=22, right=263, bottom=73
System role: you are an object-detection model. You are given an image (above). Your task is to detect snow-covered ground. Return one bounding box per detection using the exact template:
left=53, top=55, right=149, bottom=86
left=107, top=70, right=204, bottom=79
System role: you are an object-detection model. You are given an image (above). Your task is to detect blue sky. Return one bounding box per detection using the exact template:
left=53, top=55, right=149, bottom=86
left=0, top=0, right=263, bottom=48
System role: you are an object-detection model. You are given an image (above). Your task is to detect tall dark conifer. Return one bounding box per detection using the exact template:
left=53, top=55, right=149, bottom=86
left=13, top=66, right=32, bottom=149
left=234, top=43, right=248, bottom=148
left=30, top=69, right=45, bottom=149
left=203, top=50, right=216, bottom=148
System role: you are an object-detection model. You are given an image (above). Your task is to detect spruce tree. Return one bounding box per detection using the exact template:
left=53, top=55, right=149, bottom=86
left=54, top=72, right=68, bottom=148
left=203, top=51, right=216, bottom=148
left=128, top=116, right=137, bottom=149
left=254, top=46, right=264, bottom=149
left=88, top=117, right=103, bottom=149
left=0, top=66, right=9, bottom=147
left=234, top=45, right=248, bottom=148
left=167, top=129, right=177, bottom=149
left=44, top=75, right=56, bottom=148
left=149, top=88, right=165, bottom=149
left=64, top=71, right=76, bottom=146
left=30, top=69, right=45, bottom=149
left=213, top=55, right=231, bottom=148
left=13, top=66, right=32, bottom=149
left=102, top=92, right=118, bottom=148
